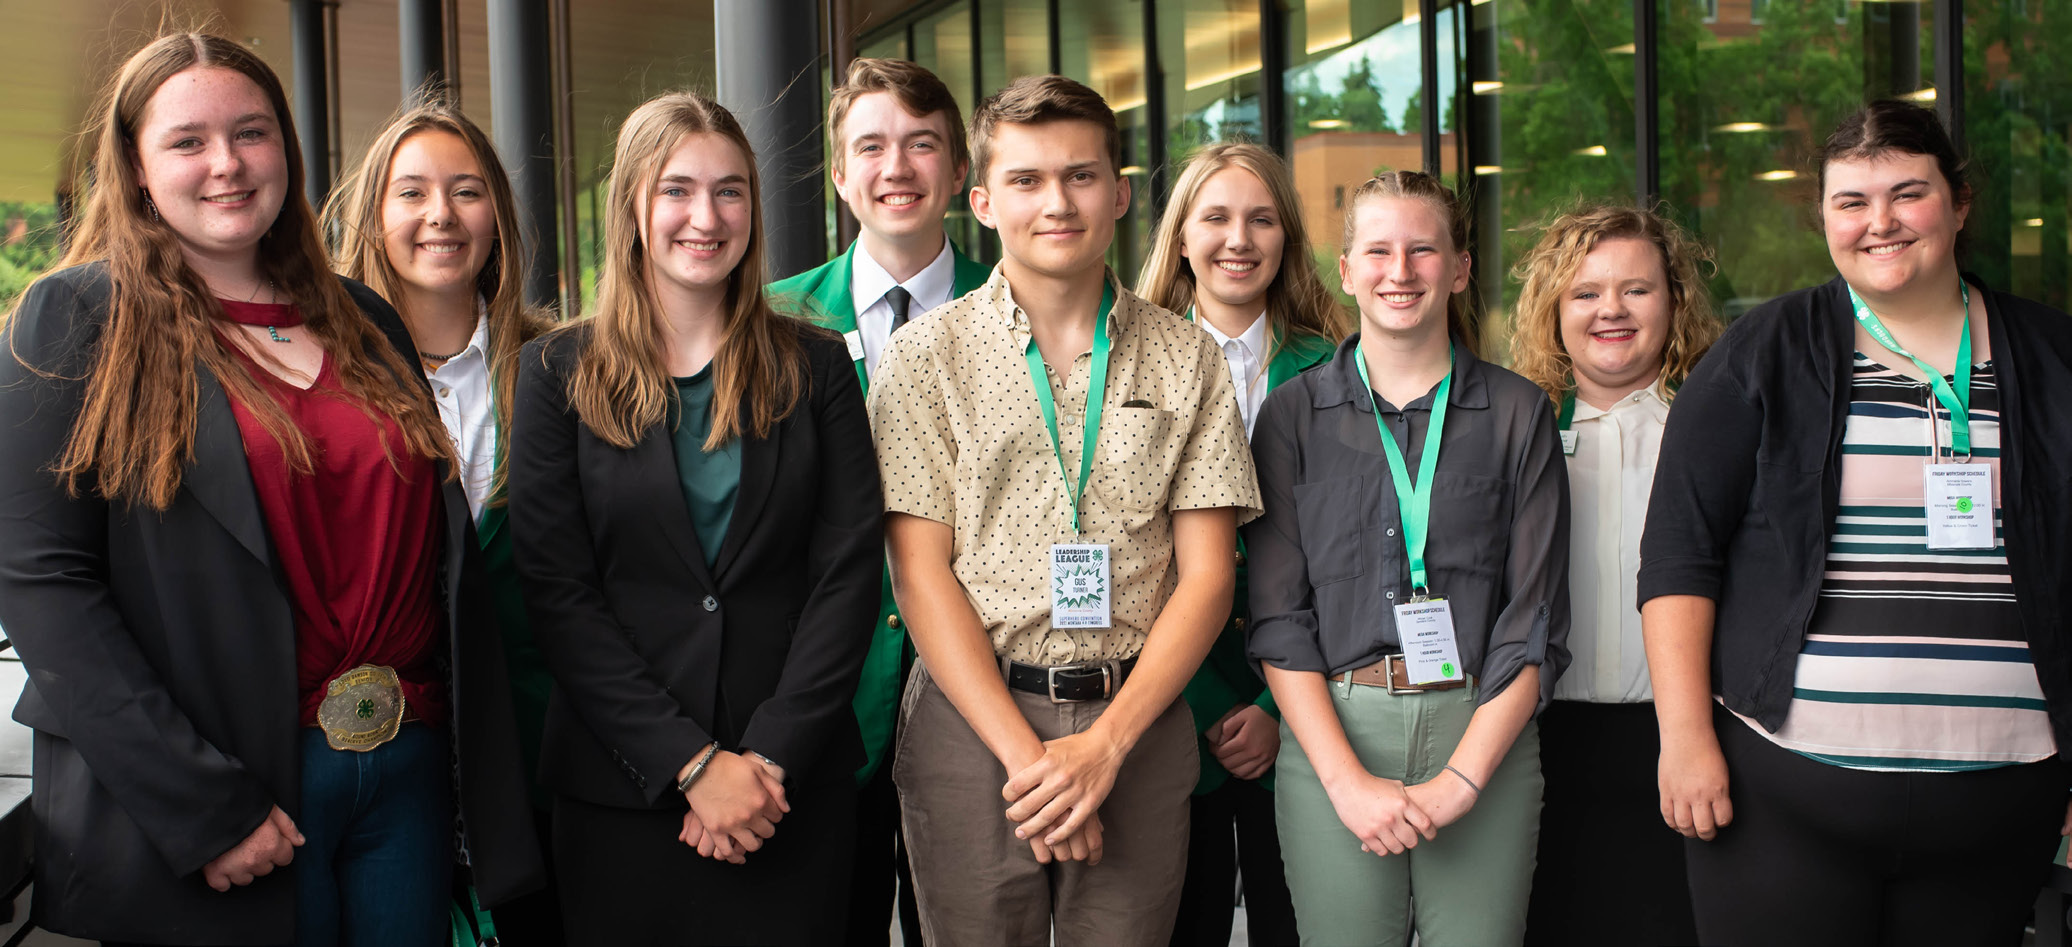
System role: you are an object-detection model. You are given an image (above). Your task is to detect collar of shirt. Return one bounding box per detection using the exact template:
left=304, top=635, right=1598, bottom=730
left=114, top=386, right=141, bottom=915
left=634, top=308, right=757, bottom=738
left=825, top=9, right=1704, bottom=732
left=1569, top=374, right=1671, bottom=425
left=1311, top=332, right=1491, bottom=413
left=425, top=301, right=491, bottom=380
left=1198, top=309, right=1268, bottom=361
left=850, top=237, right=957, bottom=323
left=991, top=265, right=1132, bottom=353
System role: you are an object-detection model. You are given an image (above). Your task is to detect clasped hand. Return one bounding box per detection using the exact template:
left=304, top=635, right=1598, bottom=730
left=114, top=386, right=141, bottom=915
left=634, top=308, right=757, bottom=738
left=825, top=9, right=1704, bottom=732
left=1325, top=772, right=1446, bottom=856
left=678, top=751, right=788, bottom=864
left=203, top=805, right=303, bottom=892
left=1206, top=704, right=1278, bottom=781
left=1001, top=731, right=1125, bottom=865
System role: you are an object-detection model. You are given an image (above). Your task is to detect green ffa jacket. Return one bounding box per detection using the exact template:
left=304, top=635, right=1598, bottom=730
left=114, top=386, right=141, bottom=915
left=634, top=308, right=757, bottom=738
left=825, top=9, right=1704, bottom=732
left=767, top=239, right=992, bottom=785
left=1181, top=326, right=1338, bottom=795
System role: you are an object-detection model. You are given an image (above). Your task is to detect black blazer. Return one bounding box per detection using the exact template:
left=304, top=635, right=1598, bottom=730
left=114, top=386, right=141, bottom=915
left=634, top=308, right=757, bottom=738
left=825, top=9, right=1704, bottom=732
left=0, top=263, right=544, bottom=942
left=1640, top=275, right=2072, bottom=747
left=507, top=321, right=881, bottom=809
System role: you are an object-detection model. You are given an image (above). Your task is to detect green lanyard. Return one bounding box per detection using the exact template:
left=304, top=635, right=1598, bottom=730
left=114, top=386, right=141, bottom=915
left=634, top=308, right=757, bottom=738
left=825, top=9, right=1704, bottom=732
left=1557, top=389, right=1575, bottom=430
left=1024, top=284, right=1117, bottom=535
left=1847, top=282, right=1974, bottom=456
left=1354, top=343, right=1454, bottom=596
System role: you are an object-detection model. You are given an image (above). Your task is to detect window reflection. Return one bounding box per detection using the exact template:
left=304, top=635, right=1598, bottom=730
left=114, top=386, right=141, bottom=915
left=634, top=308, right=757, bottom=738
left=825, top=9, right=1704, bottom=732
left=1058, top=0, right=1153, bottom=280
left=1158, top=0, right=1265, bottom=162
left=1965, top=0, right=2069, bottom=311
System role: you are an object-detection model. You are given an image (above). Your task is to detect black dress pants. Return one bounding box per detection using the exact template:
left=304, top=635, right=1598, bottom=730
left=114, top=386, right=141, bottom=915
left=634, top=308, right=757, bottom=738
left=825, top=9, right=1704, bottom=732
left=1525, top=699, right=1696, bottom=946
left=1688, top=705, right=2069, bottom=947
left=1169, top=775, right=1298, bottom=947
left=843, top=758, right=921, bottom=946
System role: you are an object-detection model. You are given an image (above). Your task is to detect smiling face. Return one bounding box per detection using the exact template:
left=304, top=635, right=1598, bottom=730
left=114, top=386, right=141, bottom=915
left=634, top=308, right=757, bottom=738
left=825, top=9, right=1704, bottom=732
left=1822, top=150, right=1968, bottom=300
left=969, top=119, right=1129, bottom=283
left=833, top=91, right=964, bottom=246
left=130, top=66, right=289, bottom=276
left=1340, top=195, right=1470, bottom=340
left=643, top=132, right=754, bottom=300
left=1180, top=167, right=1286, bottom=317
left=1559, top=236, right=1672, bottom=396
left=380, top=129, right=498, bottom=302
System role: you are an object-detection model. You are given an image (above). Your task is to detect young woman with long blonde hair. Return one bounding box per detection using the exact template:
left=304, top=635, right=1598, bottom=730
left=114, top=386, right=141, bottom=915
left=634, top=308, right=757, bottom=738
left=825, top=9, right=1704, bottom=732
left=506, top=91, right=881, bottom=942
left=0, top=32, right=541, bottom=945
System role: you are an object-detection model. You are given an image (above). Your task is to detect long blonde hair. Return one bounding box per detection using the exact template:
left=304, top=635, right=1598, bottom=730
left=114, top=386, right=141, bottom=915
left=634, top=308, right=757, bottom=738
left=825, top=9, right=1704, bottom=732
left=12, top=32, right=449, bottom=510
left=1341, top=171, right=1481, bottom=357
left=1508, top=203, right=1721, bottom=405
left=557, top=91, right=806, bottom=450
left=323, top=94, right=551, bottom=503
left=1137, top=142, right=1350, bottom=354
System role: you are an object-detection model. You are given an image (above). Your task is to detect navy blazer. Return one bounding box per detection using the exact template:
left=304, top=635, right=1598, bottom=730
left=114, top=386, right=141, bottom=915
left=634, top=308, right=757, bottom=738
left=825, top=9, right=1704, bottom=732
left=0, top=263, right=544, bottom=941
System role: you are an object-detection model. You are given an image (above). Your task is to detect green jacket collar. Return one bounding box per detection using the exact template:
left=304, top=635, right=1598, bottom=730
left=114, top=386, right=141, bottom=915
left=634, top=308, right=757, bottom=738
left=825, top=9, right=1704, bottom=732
left=1183, top=308, right=1341, bottom=392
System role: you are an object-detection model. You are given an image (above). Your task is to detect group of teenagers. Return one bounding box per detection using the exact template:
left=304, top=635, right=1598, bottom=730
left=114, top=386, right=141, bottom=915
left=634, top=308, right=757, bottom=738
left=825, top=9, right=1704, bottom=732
left=3, top=26, right=2071, bottom=947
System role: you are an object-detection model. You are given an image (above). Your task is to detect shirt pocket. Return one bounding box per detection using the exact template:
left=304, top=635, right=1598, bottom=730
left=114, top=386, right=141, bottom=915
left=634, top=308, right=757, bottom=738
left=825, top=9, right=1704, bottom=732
left=1095, top=406, right=1178, bottom=513
left=1423, top=470, right=1513, bottom=582
left=1292, top=474, right=1371, bottom=586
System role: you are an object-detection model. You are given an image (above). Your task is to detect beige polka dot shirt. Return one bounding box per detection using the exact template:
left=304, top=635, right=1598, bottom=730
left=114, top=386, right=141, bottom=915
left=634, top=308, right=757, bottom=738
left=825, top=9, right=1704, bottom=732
left=868, top=265, right=1262, bottom=665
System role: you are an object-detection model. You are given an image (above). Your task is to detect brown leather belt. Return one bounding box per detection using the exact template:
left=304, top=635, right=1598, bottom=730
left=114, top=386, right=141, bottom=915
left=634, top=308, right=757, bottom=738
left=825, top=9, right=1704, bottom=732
left=1337, top=653, right=1468, bottom=694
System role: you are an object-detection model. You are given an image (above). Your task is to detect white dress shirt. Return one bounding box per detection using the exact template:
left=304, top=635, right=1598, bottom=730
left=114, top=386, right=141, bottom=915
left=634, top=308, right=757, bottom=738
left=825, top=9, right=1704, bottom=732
left=850, top=238, right=957, bottom=378
left=423, top=306, right=495, bottom=519
left=1197, top=310, right=1270, bottom=437
left=1555, top=377, right=1670, bottom=703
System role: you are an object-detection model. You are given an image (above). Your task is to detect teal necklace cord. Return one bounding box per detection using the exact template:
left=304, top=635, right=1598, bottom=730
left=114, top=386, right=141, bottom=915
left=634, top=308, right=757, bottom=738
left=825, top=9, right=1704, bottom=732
left=1354, top=342, right=1455, bottom=596
left=1847, top=281, right=1974, bottom=456
left=1024, top=283, right=1117, bottom=536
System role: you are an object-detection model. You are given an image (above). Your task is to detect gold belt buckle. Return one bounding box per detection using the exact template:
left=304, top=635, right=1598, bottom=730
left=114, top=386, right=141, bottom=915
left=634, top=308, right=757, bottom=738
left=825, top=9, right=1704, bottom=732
left=315, top=664, right=407, bottom=752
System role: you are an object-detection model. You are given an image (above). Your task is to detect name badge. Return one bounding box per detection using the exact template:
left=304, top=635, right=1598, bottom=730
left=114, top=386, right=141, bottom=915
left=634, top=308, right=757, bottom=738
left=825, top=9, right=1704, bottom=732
left=1050, top=543, right=1112, bottom=628
left=1395, top=598, right=1465, bottom=685
left=843, top=329, right=865, bottom=362
left=1923, top=464, right=1994, bottom=550
left=1559, top=430, right=1578, bottom=456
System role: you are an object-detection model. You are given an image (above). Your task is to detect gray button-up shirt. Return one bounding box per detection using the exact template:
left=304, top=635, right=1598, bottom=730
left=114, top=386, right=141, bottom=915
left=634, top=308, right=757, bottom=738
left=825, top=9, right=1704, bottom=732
left=1244, top=335, right=1572, bottom=708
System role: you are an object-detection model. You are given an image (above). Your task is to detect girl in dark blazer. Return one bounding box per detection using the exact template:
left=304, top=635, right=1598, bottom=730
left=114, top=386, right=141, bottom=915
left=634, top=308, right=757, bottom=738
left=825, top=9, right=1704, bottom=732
left=507, top=91, right=881, bottom=944
left=0, top=33, right=541, bottom=945
left=323, top=97, right=563, bottom=940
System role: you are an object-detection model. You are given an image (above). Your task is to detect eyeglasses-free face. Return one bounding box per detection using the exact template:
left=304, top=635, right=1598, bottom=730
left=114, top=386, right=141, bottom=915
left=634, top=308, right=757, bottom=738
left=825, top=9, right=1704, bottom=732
left=129, top=66, right=290, bottom=282
left=1822, top=150, right=1969, bottom=303
left=380, top=129, right=499, bottom=303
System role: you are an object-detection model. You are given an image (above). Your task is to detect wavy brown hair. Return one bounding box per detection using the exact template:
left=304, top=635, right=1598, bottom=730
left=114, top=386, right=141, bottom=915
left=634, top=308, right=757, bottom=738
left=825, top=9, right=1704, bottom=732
left=12, top=32, right=449, bottom=510
left=556, top=91, right=806, bottom=450
left=1342, top=171, right=1481, bottom=357
left=323, top=93, right=551, bottom=504
left=1508, top=203, right=1721, bottom=406
left=1137, top=142, right=1351, bottom=356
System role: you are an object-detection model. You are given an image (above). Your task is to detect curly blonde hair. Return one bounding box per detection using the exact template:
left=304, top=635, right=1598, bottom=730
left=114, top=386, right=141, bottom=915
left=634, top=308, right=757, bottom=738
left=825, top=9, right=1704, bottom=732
left=1508, top=203, right=1721, bottom=406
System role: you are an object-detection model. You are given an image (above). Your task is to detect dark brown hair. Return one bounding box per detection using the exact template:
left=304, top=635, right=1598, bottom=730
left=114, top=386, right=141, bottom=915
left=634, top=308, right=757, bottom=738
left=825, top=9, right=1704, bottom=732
left=968, top=75, right=1120, bottom=183
left=828, top=58, right=970, bottom=176
left=13, top=32, right=450, bottom=510
left=323, top=93, right=552, bottom=505
left=1341, top=170, right=1481, bottom=357
left=1819, top=100, right=1971, bottom=208
left=555, top=91, right=807, bottom=451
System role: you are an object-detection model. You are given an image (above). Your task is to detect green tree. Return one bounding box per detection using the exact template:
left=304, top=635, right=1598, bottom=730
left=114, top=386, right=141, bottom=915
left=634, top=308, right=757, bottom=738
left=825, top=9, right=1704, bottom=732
left=0, top=202, right=62, bottom=307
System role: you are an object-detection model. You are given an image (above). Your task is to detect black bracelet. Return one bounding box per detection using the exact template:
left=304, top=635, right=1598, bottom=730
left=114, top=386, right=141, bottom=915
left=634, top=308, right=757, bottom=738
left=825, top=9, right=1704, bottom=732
left=1444, top=763, right=1482, bottom=796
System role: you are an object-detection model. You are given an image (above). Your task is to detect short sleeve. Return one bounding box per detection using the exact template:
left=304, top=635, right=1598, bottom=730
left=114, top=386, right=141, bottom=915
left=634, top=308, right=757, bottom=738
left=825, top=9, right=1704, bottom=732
left=1169, top=331, right=1263, bottom=524
left=867, top=327, right=957, bottom=526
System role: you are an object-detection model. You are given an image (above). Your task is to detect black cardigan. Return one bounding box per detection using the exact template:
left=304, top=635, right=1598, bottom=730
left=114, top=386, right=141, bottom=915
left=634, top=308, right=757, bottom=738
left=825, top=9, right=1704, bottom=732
left=1639, top=274, right=2072, bottom=749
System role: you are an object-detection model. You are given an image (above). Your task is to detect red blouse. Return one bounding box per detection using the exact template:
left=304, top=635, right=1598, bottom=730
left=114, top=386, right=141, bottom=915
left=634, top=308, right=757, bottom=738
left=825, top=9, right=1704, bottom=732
left=219, top=301, right=447, bottom=728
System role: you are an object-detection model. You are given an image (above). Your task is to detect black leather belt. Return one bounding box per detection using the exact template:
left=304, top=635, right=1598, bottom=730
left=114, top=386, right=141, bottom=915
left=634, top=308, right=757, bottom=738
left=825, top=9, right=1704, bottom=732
left=1005, top=656, right=1139, bottom=703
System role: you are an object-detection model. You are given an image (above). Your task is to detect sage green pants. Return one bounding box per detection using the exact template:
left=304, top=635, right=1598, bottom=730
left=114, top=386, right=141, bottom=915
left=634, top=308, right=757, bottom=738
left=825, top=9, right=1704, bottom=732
left=1274, top=676, right=1543, bottom=947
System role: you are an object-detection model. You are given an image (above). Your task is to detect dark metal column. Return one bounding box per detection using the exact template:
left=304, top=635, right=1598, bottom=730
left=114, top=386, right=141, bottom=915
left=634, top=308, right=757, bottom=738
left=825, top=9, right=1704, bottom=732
left=489, top=0, right=560, bottom=308
left=1419, top=0, right=1440, bottom=175
left=1048, top=0, right=1063, bottom=74
left=1259, top=0, right=1286, bottom=155
left=1933, top=0, right=1964, bottom=153
left=716, top=0, right=827, bottom=281
left=1467, top=0, right=1501, bottom=311
left=290, top=0, right=332, bottom=206
left=1634, top=0, right=1659, bottom=205
left=1143, top=0, right=1167, bottom=202
left=400, top=0, right=447, bottom=98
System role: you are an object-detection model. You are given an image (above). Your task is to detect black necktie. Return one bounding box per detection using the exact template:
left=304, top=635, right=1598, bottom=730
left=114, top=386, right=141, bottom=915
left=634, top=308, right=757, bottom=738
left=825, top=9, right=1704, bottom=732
left=886, top=285, right=913, bottom=333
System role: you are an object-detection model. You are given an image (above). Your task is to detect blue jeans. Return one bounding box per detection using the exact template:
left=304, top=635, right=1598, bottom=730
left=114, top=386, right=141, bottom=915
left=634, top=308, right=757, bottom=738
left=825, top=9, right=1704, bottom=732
left=296, top=723, right=453, bottom=947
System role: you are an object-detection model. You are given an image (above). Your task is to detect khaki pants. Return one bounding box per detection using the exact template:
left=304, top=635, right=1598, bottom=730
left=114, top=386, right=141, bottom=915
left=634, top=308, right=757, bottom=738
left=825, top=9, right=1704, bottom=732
left=893, top=662, right=1197, bottom=947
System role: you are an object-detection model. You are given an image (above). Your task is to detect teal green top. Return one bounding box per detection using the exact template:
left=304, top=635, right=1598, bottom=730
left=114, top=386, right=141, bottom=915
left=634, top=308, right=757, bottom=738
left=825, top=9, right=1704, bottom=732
left=670, top=365, right=742, bottom=567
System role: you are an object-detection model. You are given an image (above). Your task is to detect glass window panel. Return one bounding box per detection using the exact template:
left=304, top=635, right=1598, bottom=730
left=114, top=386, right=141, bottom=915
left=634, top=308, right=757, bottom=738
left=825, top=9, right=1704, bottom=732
left=1658, top=0, right=1933, bottom=317
left=913, top=3, right=984, bottom=262
left=1158, top=0, right=1266, bottom=164
left=1283, top=0, right=1421, bottom=291
left=1464, top=0, right=1636, bottom=349
left=1964, top=0, right=2071, bottom=310
left=1059, top=0, right=1154, bottom=279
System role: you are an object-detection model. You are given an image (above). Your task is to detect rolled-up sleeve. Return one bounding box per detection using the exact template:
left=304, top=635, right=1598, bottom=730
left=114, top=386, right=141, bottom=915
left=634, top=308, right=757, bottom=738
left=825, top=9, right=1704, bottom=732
left=1479, top=394, right=1571, bottom=710
left=1244, top=387, right=1327, bottom=672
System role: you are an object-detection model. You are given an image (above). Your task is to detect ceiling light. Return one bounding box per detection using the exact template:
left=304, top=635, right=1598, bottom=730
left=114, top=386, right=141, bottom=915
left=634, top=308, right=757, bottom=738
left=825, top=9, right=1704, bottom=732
left=1474, top=165, right=1504, bottom=176
left=1715, top=122, right=1772, bottom=133
left=1309, top=119, right=1350, bottom=129
left=1119, top=165, right=1147, bottom=177
left=1755, top=169, right=1799, bottom=182
left=1606, top=43, right=1636, bottom=54
left=1473, top=81, right=1504, bottom=95
left=1573, top=145, right=1608, bottom=156
left=1901, top=87, right=1937, bottom=102
left=2025, top=218, right=2045, bottom=227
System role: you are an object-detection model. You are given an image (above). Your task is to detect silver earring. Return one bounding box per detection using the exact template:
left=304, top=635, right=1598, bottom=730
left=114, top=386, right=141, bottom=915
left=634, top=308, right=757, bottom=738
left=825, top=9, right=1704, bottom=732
left=142, top=191, right=159, bottom=222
